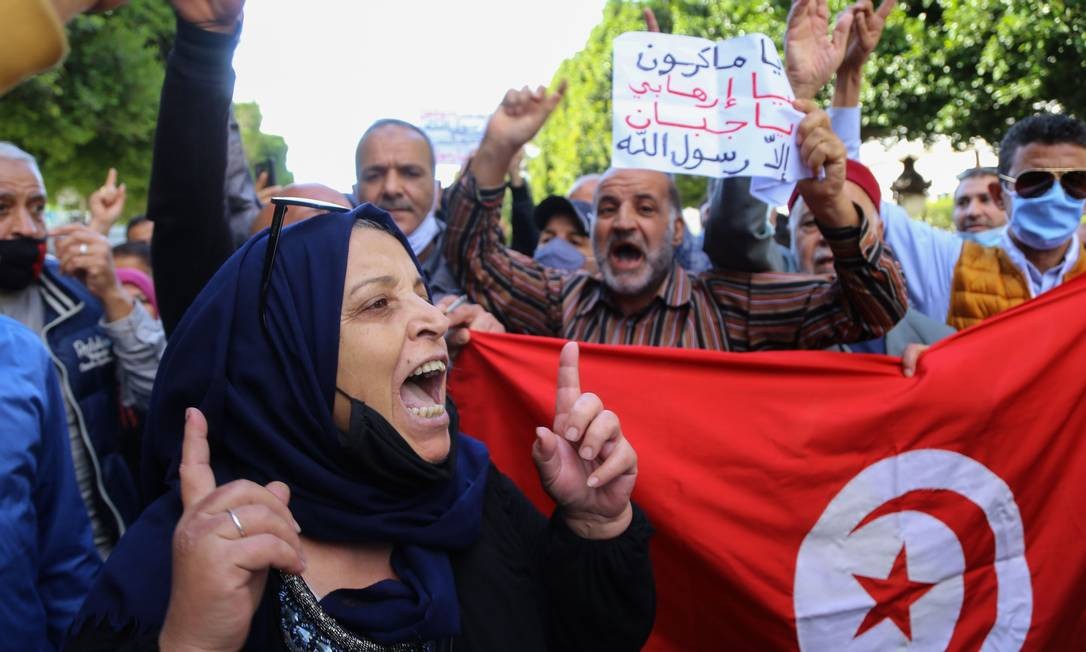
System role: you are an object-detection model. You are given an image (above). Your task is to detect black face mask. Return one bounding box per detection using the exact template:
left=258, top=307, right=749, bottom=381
left=0, top=237, right=46, bottom=292
left=335, top=388, right=459, bottom=496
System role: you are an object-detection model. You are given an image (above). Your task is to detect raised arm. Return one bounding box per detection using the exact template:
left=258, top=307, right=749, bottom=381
left=829, top=0, right=896, bottom=158
left=148, top=0, right=244, bottom=335
left=444, top=85, right=571, bottom=337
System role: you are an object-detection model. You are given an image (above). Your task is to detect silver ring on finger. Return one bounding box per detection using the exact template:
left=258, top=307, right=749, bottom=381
left=227, top=508, right=247, bottom=538
left=78, top=243, right=89, bottom=255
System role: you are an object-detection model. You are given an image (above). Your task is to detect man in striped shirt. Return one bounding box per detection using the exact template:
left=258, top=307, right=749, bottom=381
left=444, top=86, right=908, bottom=351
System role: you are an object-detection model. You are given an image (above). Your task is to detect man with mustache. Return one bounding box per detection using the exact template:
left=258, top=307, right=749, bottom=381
left=442, top=86, right=908, bottom=351
left=353, top=119, right=504, bottom=350
left=354, top=119, right=461, bottom=299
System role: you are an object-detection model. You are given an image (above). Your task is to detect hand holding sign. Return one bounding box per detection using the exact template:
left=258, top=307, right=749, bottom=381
left=532, top=342, right=637, bottom=540
left=159, top=408, right=305, bottom=652
left=793, top=100, right=856, bottom=229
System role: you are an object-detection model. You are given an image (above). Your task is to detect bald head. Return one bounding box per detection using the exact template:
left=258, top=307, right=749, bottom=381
left=250, top=183, right=352, bottom=235
left=568, top=173, right=601, bottom=203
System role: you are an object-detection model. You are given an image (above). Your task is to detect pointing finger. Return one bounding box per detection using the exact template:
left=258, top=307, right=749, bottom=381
left=643, top=7, right=660, bottom=33
left=105, top=167, right=117, bottom=188
left=180, top=407, right=217, bottom=509
left=553, top=341, right=581, bottom=435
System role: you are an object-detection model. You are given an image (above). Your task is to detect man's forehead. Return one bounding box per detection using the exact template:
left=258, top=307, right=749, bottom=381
left=361, top=125, right=430, bottom=160
left=597, top=169, right=668, bottom=197
left=1011, top=142, right=1086, bottom=174
left=0, top=159, right=45, bottom=191
left=954, top=176, right=995, bottom=198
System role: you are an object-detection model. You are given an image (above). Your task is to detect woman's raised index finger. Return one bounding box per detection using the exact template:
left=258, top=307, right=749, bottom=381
left=179, top=407, right=217, bottom=508
left=553, top=341, right=581, bottom=433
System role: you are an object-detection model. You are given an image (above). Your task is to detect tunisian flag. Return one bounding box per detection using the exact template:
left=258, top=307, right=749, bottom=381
left=449, top=275, right=1086, bottom=651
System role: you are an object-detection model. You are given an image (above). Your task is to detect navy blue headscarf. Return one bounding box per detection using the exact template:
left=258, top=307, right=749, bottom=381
left=74, top=205, right=491, bottom=645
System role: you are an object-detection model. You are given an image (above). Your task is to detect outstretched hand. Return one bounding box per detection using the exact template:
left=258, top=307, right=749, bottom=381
left=159, top=408, right=304, bottom=652
left=471, top=83, right=567, bottom=187
left=532, top=342, right=636, bottom=540
left=841, top=0, right=896, bottom=72
left=784, top=0, right=855, bottom=99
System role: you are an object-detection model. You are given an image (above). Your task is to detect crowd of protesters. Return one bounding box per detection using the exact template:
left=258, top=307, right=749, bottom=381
left=1, top=0, right=1084, bottom=649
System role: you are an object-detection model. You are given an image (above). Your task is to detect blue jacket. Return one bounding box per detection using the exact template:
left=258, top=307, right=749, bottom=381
left=38, top=261, right=143, bottom=548
left=0, top=316, right=100, bottom=649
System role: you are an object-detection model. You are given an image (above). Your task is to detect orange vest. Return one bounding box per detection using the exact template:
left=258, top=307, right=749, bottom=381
left=947, top=240, right=1086, bottom=330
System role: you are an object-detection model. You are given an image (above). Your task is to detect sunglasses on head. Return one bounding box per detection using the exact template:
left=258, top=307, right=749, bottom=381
left=259, top=196, right=352, bottom=335
left=999, top=168, right=1086, bottom=200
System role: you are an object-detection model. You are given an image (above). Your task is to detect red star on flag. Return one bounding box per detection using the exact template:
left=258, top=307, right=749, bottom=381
left=852, top=544, right=937, bottom=640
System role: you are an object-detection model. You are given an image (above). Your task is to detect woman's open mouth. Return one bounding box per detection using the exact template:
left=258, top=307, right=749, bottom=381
left=399, top=358, right=448, bottom=420
left=609, top=242, right=645, bottom=272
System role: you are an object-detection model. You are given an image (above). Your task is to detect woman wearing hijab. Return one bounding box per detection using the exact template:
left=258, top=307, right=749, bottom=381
left=66, top=202, right=654, bottom=651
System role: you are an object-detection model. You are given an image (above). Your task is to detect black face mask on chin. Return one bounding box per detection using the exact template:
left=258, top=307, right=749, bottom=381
left=0, top=237, right=46, bottom=292
left=334, top=388, right=458, bottom=496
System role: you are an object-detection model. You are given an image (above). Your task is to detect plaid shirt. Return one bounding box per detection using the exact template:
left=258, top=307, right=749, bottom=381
left=444, top=172, right=907, bottom=351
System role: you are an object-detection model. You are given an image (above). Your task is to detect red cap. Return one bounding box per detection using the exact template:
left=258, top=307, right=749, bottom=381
left=787, top=160, right=882, bottom=213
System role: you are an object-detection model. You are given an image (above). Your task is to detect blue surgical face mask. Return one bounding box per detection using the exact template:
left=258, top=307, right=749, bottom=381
left=1008, top=183, right=1086, bottom=250
left=533, top=236, right=586, bottom=270
left=957, top=224, right=1009, bottom=248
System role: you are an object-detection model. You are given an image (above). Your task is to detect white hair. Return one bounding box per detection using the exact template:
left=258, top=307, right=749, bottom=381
left=0, top=142, right=43, bottom=180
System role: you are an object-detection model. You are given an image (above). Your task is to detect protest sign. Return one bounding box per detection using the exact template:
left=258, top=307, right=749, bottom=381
left=612, top=32, right=808, bottom=205
left=420, top=112, right=488, bottom=166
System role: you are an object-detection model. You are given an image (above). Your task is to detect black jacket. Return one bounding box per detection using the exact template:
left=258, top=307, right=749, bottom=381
left=64, top=465, right=655, bottom=651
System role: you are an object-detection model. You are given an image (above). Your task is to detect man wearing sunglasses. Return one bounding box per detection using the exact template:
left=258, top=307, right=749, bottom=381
left=828, top=108, right=1086, bottom=329
left=945, top=113, right=1086, bottom=329
left=923, top=115, right=1086, bottom=329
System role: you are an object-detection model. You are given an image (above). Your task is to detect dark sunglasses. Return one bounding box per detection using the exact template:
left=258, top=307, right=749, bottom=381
left=999, top=168, right=1086, bottom=200
left=259, top=196, right=351, bottom=334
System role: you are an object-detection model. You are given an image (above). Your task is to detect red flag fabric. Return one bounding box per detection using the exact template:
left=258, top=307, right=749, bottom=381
left=448, top=275, right=1086, bottom=651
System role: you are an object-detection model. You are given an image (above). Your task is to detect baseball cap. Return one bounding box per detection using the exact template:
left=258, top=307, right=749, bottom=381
left=533, top=195, right=593, bottom=235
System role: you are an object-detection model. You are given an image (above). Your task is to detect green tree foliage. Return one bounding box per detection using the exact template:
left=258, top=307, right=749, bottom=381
left=864, top=0, right=1085, bottom=145
left=234, top=102, right=294, bottom=186
left=529, top=0, right=1085, bottom=204
left=0, top=0, right=174, bottom=217
left=922, top=195, right=954, bottom=230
